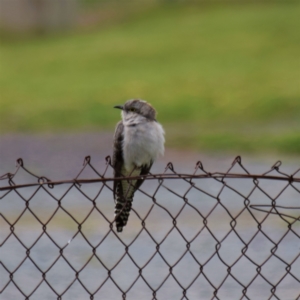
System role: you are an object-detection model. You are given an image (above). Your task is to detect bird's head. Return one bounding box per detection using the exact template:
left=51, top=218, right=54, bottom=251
left=114, top=99, right=157, bottom=122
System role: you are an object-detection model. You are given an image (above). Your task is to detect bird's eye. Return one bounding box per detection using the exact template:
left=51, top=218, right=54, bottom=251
left=129, top=108, right=136, bottom=112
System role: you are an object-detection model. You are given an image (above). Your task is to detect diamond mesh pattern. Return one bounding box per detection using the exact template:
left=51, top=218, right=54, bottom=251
left=1, top=156, right=299, bottom=299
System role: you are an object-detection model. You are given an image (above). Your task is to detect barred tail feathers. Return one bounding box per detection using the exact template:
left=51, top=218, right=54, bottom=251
left=114, top=170, right=139, bottom=232
left=115, top=195, right=133, bottom=232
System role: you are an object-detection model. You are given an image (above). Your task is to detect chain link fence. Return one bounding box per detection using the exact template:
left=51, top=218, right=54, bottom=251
left=1, top=156, right=299, bottom=299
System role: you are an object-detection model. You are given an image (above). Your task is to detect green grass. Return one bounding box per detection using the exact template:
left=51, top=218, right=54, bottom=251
left=0, top=3, right=300, bottom=153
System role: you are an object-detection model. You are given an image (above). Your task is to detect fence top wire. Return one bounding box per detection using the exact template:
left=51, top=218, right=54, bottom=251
left=1, top=155, right=300, bottom=300
left=1, top=155, right=300, bottom=222
left=1, top=155, right=300, bottom=188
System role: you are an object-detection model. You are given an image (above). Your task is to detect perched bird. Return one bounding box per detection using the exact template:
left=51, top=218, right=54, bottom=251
left=112, top=99, right=165, bottom=232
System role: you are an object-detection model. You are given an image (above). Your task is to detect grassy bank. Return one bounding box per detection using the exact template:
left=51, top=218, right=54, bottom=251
left=0, top=2, right=299, bottom=153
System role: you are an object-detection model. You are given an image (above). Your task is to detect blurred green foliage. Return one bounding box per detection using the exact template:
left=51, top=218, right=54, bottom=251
left=0, top=2, right=299, bottom=153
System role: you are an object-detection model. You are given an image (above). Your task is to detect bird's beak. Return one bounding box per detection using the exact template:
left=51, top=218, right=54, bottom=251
left=114, top=105, right=124, bottom=110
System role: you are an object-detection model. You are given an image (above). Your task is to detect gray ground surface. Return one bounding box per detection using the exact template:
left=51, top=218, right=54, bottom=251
left=1, top=132, right=297, bottom=178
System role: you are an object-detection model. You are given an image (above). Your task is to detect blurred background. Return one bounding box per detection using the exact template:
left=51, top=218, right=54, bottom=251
left=1, top=2, right=300, bottom=299
left=0, top=0, right=299, bottom=160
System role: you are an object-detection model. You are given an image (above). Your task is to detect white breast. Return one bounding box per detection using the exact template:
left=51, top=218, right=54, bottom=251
left=123, top=120, right=165, bottom=171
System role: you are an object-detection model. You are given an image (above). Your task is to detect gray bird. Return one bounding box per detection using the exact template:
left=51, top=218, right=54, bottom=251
left=112, top=99, right=165, bottom=232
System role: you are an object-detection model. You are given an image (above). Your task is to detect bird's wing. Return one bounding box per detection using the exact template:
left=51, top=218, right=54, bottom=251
left=112, top=121, right=124, bottom=200
left=112, top=121, right=137, bottom=232
left=135, top=161, right=153, bottom=191
left=112, top=121, right=153, bottom=232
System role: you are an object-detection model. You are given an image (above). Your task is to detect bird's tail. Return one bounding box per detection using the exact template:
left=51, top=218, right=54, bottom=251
left=114, top=177, right=137, bottom=232
left=114, top=196, right=133, bottom=232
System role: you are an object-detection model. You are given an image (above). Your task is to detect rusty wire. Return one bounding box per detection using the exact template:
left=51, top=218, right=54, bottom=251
left=0, top=156, right=299, bottom=299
